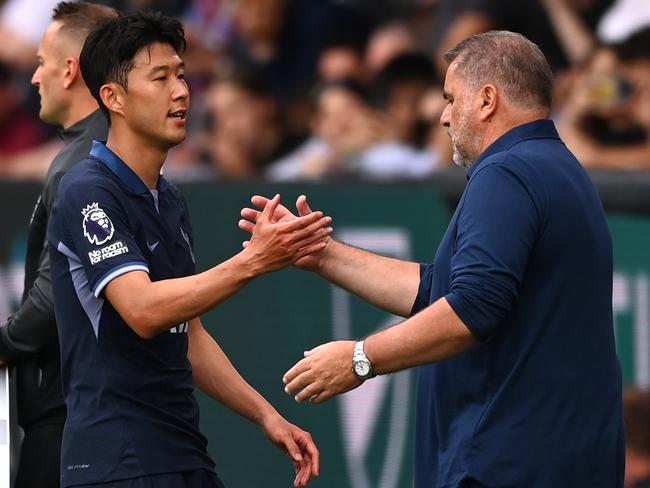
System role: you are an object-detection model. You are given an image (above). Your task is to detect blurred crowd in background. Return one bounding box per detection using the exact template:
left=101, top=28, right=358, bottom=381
left=0, top=0, right=648, bottom=182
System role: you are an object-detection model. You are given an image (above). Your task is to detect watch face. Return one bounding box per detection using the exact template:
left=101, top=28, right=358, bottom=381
left=354, top=360, right=370, bottom=377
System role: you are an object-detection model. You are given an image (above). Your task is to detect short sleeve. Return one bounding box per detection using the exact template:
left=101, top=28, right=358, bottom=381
left=410, top=263, right=435, bottom=316
left=445, top=162, right=540, bottom=341
left=54, top=179, right=148, bottom=297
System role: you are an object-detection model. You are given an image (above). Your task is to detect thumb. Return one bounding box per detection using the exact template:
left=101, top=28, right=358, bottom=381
left=285, top=437, right=303, bottom=462
left=296, top=194, right=313, bottom=217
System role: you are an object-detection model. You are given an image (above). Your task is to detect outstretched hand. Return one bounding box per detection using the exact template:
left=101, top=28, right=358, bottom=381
left=261, top=414, right=320, bottom=487
left=239, top=195, right=331, bottom=272
left=240, top=194, right=332, bottom=274
left=283, top=341, right=363, bottom=404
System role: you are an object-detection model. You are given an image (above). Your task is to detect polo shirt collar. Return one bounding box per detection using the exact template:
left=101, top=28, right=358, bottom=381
left=89, top=140, right=171, bottom=193
left=467, top=119, right=559, bottom=179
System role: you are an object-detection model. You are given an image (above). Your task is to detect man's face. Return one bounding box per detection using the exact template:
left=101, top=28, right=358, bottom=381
left=119, top=42, right=189, bottom=150
left=208, top=81, right=268, bottom=149
left=31, top=21, right=69, bottom=126
left=440, top=62, right=482, bottom=168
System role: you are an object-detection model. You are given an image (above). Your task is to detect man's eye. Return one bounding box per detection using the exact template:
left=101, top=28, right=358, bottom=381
left=155, top=76, right=167, bottom=81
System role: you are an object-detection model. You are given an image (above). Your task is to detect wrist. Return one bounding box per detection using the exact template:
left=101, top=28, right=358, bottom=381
left=352, top=339, right=375, bottom=381
left=235, top=247, right=266, bottom=279
left=255, top=403, right=280, bottom=429
left=316, top=237, right=338, bottom=275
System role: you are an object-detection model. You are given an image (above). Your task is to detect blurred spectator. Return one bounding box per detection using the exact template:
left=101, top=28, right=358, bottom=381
left=557, top=27, right=650, bottom=168
left=181, top=0, right=236, bottom=81
left=181, top=69, right=304, bottom=180
left=598, top=0, right=650, bottom=43
left=431, top=0, right=614, bottom=77
left=0, top=0, right=59, bottom=70
left=624, top=388, right=650, bottom=488
left=96, top=0, right=188, bottom=16
left=368, top=53, right=437, bottom=146
left=227, top=0, right=334, bottom=103
left=318, top=25, right=369, bottom=83
left=268, top=55, right=447, bottom=181
left=267, top=78, right=370, bottom=180
left=365, top=22, right=415, bottom=76
left=0, top=63, right=48, bottom=159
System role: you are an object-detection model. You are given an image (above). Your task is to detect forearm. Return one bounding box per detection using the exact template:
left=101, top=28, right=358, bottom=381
left=317, top=239, right=420, bottom=317
left=364, top=297, right=477, bottom=374
left=0, top=262, right=57, bottom=360
left=106, top=250, right=261, bottom=338
left=540, top=0, right=595, bottom=65
left=188, top=320, right=277, bottom=425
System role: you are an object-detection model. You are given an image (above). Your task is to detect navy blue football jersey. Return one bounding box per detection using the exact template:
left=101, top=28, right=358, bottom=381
left=48, top=141, right=215, bottom=487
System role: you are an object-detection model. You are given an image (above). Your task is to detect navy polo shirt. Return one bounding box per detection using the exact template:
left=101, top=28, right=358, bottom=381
left=48, top=141, right=214, bottom=487
left=412, top=120, right=624, bottom=487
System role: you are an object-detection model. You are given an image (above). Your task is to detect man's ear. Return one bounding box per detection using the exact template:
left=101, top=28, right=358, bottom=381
left=99, top=83, right=124, bottom=116
left=478, top=84, right=498, bottom=122
left=63, top=57, right=79, bottom=89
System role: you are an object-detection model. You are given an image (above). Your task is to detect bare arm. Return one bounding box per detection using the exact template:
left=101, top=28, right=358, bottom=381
left=105, top=195, right=332, bottom=339
left=283, top=297, right=477, bottom=403
left=240, top=195, right=420, bottom=317
left=187, top=318, right=319, bottom=487
left=316, top=239, right=421, bottom=317
left=540, top=0, right=596, bottom=65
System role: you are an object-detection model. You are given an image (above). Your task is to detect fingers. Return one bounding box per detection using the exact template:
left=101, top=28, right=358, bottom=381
left=238, top=219, right=255, bottom=234
left=283, top=358, right=307, bottom=388
left=240, top=208, right=261, bottom=223
left=259, top=194, right=280, bottom=223
left=251, top=195, right=272, bottom=210
left=281, top=209, right=325, bottom=232
left=294, top=431, right=319, bottom=486
left=284, top=366, right=323, bottom=403
left=292, top=241, right=327, bottom=261
left=296, top=194, right=313, bottom=217
left=294, top=216, right=332, bottom=243
left=295, top=452, right=312, bottom=487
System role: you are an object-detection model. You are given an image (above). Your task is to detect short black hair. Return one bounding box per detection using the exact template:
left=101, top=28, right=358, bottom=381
left=79, top=10, right=186, bottom=123
left=369, top=52, right=437, bottom=109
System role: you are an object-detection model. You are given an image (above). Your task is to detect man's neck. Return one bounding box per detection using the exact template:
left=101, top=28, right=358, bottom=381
left=478, top=111, right=548, bottom=155
left=106, top=131, right=167, bottom=190
left=61, top=93, right=101, bottom=130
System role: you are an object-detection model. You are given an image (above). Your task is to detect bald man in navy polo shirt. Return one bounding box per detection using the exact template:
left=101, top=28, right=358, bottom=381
left=242, top=31, right=625, bottom=488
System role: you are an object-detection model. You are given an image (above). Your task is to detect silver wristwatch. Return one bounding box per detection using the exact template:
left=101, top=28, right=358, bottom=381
left=352, top=340, right=374, bottom=381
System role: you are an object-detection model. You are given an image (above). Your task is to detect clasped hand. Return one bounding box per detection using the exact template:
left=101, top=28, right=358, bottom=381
left=240, top=194, right=332, bottom=273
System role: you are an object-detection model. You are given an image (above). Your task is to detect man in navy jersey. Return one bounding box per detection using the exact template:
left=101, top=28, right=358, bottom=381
left=48, top=11, right=327, bottom=488
left=242, top=31, right=624, bottom=487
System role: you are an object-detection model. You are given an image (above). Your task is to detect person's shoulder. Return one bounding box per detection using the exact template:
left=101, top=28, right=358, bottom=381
left=58, top=157, right=117, bottom=200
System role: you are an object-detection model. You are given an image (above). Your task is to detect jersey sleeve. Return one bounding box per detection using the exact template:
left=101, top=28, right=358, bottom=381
left=445, top=162, right=541, bottom=341
left=53, top=178, right=149, bottom=298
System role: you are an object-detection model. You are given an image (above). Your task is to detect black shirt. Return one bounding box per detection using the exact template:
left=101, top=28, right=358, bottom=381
left=0, top=110, right=107, bottom=429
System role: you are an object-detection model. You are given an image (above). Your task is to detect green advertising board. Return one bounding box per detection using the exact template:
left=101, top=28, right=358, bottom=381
left=184, top=183, right=449, bottom=488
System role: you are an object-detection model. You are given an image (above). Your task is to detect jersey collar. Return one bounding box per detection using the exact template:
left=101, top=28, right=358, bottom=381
left=89, top=140, right=171, bottom=193
left=467, top=119, right=560, bottom=179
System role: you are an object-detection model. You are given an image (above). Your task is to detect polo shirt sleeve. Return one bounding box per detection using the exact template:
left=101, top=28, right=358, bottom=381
left=56, top=180, right=149, bottom=298
left=411, top=263, right=435, bottom=316
left=445, top=162, right=540, bottom=342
